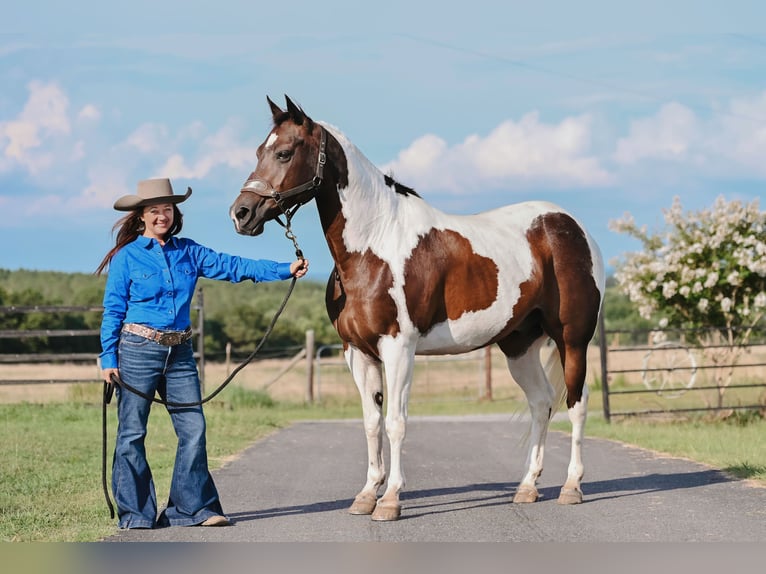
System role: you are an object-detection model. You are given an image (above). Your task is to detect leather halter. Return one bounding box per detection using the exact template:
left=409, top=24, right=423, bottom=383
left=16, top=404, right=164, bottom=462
left=238, top=126, right=327, bottom=226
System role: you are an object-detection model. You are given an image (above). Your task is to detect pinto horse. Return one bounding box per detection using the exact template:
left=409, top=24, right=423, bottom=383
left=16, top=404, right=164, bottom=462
left=230, top=96, right=606, bottom=521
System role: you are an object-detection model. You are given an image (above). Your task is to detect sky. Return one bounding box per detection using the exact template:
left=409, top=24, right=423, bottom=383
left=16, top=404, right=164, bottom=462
left=2, top=1, right=765, bottom=282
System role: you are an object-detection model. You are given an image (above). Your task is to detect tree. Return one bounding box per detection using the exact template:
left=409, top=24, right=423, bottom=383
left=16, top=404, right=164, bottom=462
left=609, top=195, right=766, bottom=406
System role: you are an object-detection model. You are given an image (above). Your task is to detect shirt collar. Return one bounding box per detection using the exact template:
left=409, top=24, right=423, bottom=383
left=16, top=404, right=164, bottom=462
left=134, top=235, right=177, bottom=249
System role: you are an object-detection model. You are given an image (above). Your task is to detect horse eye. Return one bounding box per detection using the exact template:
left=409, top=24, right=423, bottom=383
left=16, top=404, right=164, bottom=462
left=276, top=150, right=292, bottom=162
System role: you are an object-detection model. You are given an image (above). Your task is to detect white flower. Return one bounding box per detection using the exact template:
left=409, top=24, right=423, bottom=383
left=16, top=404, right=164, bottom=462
left=720, top=297, right=733, bottom=313
left=651, top=330, right=668, bottom=344
left=754, top=292, right=766, bottom=309
left=662, top=281, right=678, bottom=299
left=704, top=272, right=719, bottom=288
left=726, top=271, right=741, bottom=286
left=698, top=298, right=709, bottom=312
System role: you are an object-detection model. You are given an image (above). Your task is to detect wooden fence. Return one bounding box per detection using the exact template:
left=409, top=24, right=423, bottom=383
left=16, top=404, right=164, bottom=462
left=8, top=295, right=762, bottom=417
left=0, top=289, right=205, bottom=386
left=0, top=294, right=499, bottom=404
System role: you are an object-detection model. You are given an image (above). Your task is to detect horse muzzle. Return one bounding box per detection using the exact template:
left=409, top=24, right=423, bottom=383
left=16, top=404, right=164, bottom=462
left=230, top=198, right=267, bottom=236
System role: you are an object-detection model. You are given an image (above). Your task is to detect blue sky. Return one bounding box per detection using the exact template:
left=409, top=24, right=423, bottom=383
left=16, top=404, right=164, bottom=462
left=2, top=1, right=765, bottom=281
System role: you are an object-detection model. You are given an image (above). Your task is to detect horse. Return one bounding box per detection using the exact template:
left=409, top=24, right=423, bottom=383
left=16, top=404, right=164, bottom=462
left=229, top=96, right=606, bottom=521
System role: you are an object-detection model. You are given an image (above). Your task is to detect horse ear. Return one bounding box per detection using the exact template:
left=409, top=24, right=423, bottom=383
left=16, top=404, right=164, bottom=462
left=284, top=95, right=307, bottom=126
left=267, top=96, right=283, bottom=120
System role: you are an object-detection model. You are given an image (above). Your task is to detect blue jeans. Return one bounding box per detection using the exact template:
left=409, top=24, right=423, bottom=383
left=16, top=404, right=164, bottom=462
left=113, top=332, right=224, bottom=528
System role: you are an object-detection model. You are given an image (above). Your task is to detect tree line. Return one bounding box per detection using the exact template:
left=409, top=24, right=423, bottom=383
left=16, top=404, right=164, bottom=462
left=0, top=269, right=341, bottom=359
left=0, top=268, right=651, bottom=359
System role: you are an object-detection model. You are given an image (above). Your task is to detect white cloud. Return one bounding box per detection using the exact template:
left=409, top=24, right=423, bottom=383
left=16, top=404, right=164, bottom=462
left=711, top=91, right=766, bottom=176
left=76, top=167, right=132, bottom=210
left=125, top=123, right=169, bottom=153
left=612, top=92, right=766, bottom=177
left=0, top=81, right=71, bottom=174
left=78, top=104, right=101, bottom=122
left=155, top=119, right=259, bottom=180
left=380, top=111, right=612, bottom=193
left=613, top=102, right=700, bottom=165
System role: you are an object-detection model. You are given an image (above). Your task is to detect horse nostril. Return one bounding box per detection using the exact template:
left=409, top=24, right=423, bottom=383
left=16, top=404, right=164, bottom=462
left=236, top=206, right=250, bottom=221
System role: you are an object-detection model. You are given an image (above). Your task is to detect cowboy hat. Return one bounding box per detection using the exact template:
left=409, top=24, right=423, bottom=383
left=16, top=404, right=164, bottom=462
left=113, top=178, right=192, bottom=211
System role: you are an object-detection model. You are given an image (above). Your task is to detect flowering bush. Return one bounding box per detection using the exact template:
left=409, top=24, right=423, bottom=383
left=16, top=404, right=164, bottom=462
left=610, top=196, right=766, bottom=405
left=609, top=195, right=766, bottom=342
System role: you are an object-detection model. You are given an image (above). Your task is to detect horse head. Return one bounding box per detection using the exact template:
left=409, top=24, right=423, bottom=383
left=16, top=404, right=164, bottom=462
left=230, top=95, right=326, bottom=236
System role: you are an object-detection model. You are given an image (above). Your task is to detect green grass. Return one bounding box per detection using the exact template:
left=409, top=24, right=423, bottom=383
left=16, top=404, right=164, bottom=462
left=1, top=385, right=764, bottom=542
left=0, top=386, right=359, bottom=543
left=553, top=413, right=766, bottom=482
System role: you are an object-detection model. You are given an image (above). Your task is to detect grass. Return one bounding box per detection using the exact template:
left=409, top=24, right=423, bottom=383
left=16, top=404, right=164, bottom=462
left=0, top=386, right=359, bottom=543
left=1, top=383, right=764, bottom=542
left=555, top=413, right=766, bottom=483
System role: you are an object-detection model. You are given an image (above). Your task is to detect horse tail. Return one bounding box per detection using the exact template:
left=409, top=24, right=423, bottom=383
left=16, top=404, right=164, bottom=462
left=541, top=337, right=567, bottom=416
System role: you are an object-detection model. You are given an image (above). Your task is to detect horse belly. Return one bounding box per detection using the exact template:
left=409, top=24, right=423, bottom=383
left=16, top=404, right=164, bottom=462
left=413, top=311, right=510, bottom=355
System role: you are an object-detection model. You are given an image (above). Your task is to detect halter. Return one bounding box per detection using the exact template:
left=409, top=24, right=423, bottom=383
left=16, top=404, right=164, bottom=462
left=239, top=126, right=327, bottom=228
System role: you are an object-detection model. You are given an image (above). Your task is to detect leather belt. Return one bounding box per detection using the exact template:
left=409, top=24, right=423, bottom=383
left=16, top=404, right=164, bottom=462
left=122, top=323, right=193, bottom=346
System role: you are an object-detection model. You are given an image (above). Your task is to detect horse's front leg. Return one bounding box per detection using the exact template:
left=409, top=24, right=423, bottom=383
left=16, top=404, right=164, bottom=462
left=345, top=346, right=386, bottom=515
left=372, top=341, right=416, bottom=521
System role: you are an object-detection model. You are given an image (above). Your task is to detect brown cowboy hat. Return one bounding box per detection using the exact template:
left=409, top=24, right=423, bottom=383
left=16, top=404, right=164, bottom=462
left=113, top=178, right=192, bottom=211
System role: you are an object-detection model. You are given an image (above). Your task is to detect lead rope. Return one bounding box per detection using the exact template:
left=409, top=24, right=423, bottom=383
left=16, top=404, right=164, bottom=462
left=102, top=214, right=305, bottom=519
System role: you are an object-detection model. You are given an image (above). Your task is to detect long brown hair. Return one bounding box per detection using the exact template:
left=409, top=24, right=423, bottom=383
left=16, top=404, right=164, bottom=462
left=95, top=205, right=184, bottom=276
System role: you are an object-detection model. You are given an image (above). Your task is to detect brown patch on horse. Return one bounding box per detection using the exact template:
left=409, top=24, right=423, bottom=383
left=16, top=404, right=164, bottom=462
left=497, top=212, right=601, bottom=406
left=529, top=212, right=601, bottom=341
left=325, top=256, right=400, bottom=360
left=403, top=229, right=499, bottom=334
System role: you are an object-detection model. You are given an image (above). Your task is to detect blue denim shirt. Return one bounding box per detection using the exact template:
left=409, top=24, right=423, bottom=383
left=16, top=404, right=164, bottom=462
left=99, top=235, right=292, bottom=369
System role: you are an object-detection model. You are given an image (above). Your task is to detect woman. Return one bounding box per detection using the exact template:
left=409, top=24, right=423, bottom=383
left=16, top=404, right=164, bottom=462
left=96, top=178, right=308, bottom=529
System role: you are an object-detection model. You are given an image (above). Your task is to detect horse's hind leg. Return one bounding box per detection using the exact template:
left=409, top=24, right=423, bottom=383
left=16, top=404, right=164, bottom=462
left=504, top=337, right=557, bottom=504
left=557, top=342, right=589, bottom=505
left=344, top=346, right=386, bottom=515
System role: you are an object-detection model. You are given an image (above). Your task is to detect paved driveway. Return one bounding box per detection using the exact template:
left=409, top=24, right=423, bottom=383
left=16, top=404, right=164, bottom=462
left=104, top=415, right=766, bottom=543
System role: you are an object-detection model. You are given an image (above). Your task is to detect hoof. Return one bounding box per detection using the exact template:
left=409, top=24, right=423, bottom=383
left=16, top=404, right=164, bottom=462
left=557, top=487, right=583, bottom=505
left=349, top=493, right=377, bottom=515
left=371, top=500, right=401, bottom=521
left=512, top=486, right=539, bottom=504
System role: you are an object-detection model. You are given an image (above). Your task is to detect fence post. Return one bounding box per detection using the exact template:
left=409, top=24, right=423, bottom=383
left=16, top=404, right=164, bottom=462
left=305, top=329, right=315, bottom=403
left=598, top=310, right=610, bottom=423
left=483, top=346, right=493, bottom=400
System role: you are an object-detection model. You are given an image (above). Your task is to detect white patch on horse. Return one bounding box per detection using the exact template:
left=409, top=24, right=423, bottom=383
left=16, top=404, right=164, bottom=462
left=265, top=132, right=278, bottom=149
left=320, top=123, right=577, bottom=354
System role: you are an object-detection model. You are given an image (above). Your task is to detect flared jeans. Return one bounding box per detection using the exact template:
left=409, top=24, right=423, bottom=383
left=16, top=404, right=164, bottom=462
left=113, top=331, right=224, bottom=528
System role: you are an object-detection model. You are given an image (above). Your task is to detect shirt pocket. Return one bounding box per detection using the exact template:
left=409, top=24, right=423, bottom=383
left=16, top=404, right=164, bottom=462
left=129, top=270, right=161, bottom=302
left=173, top=264, right=197, bottom=297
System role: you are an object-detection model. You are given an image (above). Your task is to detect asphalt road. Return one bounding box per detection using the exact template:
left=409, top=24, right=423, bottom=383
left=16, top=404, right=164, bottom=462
left=103, top=414, right=766, bottom=543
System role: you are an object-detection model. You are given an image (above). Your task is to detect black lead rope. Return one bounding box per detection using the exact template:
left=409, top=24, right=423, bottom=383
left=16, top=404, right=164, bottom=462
left=102, top=379, right=115, bottom=518
left=102, top=242, right=305, bottom=519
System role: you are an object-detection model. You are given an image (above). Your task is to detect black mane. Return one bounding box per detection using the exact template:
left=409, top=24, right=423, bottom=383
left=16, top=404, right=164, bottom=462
left=384, top=174, right=421, bottom=198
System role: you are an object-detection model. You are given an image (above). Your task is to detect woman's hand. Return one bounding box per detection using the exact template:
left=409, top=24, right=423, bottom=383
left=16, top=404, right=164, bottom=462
left=102, top=368, right=120, bottom=385
left=290, top=258, right=309, bottom=278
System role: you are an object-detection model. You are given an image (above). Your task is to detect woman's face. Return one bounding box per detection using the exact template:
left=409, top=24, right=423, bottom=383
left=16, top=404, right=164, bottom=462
left=141, top=203, right=174, bottom=241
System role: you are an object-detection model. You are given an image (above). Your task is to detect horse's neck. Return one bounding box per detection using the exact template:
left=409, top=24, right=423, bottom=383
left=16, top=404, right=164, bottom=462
left=321, top=122, right=420, bottom=233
